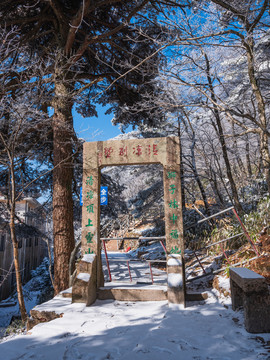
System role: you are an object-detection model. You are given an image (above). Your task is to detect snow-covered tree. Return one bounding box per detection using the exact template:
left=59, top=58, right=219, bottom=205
left=0, top=29, right=52, bottom=322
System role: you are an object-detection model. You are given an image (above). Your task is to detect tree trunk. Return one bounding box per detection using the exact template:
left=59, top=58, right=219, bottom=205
left=52, top=77, right=75, bottom=294
left=181, top=116, right=210, bottom=215
left=245, top=38, right=270, bottom=193
left=260, top=130, right=270, bottom=193
left=11, top=225, right=27, bottom=322
left=43, top=236, right=54, bottom=289
left=231, top=122, right=246, bottom=178
left=211, top=141, right=234, bottom=204
left=190, top=133, right=211, bottom=216
left=69, top=239, right=81, bottom=287
left=204, top=53, right=243, bottom=213
left=10, top=161, right=27, bottom=322
left=245, top=135, right=252, bottom=177
left=209, top=165, right=225, bottom=206
left=199, top=141, right=225, bottom=206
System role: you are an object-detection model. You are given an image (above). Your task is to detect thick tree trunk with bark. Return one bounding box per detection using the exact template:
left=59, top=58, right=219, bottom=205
left=52, top=77, right=75, bottom=294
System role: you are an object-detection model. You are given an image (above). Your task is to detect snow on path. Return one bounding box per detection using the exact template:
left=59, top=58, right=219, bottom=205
left=0, top=291, right=269, bottom=360
left=102, top=251, right=167, bottom=285
left=1, top=252, right=269, bottom=359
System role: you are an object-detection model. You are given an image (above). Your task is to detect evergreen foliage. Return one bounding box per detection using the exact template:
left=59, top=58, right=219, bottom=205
left=30, top=257, right=52, bottom=291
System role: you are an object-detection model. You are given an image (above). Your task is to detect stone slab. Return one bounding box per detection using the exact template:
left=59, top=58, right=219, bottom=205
left=98, top=287, right=167, bottom=301
left=167, top=287, right=185, bottom=304
left=230, top=267, right=265, bottom=279
left=101, top=283, right=167, bottom=291
left=229, top=267, right=267, bottom=292
left=186, top=292, right=208, bottom=301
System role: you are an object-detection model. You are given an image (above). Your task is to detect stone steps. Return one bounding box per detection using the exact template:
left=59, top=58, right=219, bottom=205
left=97, top=285, right=208, bottom=302
left=60, top=284, right=208, bottom=303
left=98, top=284, right=167, bottom=301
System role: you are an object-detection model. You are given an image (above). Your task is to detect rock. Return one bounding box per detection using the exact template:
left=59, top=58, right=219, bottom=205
left=27, top=310, right=63, bottom=331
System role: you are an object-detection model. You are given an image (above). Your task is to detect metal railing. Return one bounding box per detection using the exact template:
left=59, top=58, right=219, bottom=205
left=101, top=236, right=166, bottom=283
left=101, top=206, right=261, bottom=284
left=185, top=206, right=260, bottom=281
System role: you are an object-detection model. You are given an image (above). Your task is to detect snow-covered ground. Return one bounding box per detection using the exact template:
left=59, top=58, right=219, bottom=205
left=0, top=280, right=42, bottom=338
left=0, top=291, right=269, bottom=359
left=0, top=251, right=269, bottom=359
left=0, top=258, right=52, bottom=338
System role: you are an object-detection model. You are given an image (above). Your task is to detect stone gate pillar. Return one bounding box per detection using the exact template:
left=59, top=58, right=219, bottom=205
left=82, top=142, right=103, bottom=288
left=163, top=137, right=185, bottom=305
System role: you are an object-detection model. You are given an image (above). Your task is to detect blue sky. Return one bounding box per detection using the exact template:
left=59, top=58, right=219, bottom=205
left=74, top=105, right=128, bottom=142
left=50, top=105, right=127, bottom=142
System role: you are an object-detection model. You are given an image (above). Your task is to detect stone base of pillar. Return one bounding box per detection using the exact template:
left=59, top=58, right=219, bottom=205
left=167, top=254, right=186, bottom=306
left=72, top=254, right=98, bottom=306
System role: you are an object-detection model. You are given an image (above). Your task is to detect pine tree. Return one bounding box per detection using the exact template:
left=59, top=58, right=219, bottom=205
left=0, top=1, right=186, bottom=293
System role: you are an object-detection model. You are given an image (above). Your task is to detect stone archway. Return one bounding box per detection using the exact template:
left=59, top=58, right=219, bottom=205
left=73, top=137, right=186, bottom=305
